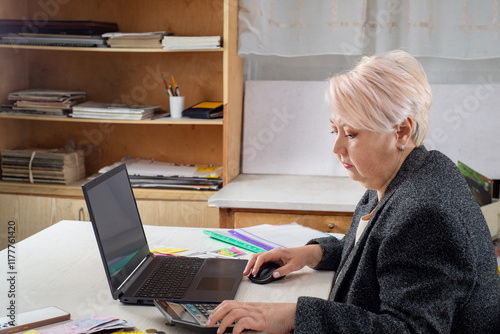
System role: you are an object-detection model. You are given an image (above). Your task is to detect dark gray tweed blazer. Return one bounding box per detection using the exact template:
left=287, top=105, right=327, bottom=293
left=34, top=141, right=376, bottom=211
left=295, top=146, right=500, bottom=333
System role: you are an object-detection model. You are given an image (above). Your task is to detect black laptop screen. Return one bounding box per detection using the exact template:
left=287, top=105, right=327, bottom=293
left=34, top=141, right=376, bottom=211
left=83, top=164, right=150, bottom=292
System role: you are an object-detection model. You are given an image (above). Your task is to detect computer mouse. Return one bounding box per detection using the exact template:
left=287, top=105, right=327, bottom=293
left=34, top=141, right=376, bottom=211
left=248, top=262, right=286, bottom=284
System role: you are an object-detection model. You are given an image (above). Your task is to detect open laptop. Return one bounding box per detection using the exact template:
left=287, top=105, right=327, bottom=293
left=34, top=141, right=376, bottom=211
left=82, top=163, right=247, bottom=305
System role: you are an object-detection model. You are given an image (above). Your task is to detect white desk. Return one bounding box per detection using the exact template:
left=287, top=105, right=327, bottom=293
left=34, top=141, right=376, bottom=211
left=0, top=220, right=333, bottom=333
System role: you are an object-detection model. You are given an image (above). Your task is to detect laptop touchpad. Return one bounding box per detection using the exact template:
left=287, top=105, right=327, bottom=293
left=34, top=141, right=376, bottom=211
left=196, top=277, right=234, bottom=291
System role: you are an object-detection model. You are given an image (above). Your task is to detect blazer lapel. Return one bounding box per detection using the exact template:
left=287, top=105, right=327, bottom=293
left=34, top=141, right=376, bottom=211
left=330, top=194, right=378, bottom=300
left=330, top=218, right=374, bottom=300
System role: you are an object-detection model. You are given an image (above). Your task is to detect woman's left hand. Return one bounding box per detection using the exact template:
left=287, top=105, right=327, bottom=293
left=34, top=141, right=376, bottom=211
left=206, top=301, right=296, bottom=334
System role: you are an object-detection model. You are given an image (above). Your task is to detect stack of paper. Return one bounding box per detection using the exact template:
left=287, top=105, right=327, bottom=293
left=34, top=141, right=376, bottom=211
left=227, top=223, right=342, bottom=250
left=6, top=89, right=86, bottom=117
left=1, top=148, right=85, bottom=184
left=98, top=158, right=223, bottom=190
left=71, top=101, right=162, bottom=120
left=102, top=31, right=171, bottom=48
left=162, top=35, right=221, bottom=50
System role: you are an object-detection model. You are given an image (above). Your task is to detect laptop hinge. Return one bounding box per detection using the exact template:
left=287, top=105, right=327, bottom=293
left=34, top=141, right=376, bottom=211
left=117, top=254, right=153, bottom=292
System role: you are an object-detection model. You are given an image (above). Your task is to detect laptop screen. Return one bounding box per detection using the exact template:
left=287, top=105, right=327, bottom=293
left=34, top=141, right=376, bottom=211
left=83, top=164, right=150, bottom=293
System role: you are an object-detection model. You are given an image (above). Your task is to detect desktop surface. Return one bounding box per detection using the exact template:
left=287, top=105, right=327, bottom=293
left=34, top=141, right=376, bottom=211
left=0, top=220, right=334, bottom=333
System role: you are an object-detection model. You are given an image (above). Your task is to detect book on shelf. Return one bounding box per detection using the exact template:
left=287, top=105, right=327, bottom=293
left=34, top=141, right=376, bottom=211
left=0, top=33, right=107, bottom=48
left=102, top=31, right=171, bottom=48
left=182, top=101, right=223, bottom=119
left=162, top=35, right=221, bottom=50
left=5, top=89, right=86, bottom=117
left=0, top=19, right=118, bottom=36
left=1, top=148, right=85, bottom=185
left=71, top=101, right=163, bottom=120
left=96, top=158, right=223, bottom=190
left=458, top=161, right=493, bottom=207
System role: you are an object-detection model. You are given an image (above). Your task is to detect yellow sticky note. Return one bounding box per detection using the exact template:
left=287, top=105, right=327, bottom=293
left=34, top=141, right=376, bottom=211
left=24, top=331, right=41, bottom=334
left=151, top=247, right=187, bottom=254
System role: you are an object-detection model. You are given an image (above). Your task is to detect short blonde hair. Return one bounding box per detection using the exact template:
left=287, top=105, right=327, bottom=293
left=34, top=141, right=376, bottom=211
left=326, top=50, right=432, bottom=146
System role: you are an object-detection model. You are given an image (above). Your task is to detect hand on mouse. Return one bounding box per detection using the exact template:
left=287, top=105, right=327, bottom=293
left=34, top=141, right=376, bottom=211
left=243, top=244, right=324, bottom=279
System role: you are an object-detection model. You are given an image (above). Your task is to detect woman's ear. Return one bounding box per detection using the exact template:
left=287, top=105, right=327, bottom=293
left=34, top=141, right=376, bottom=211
left=395, top=117, right=414, bottom=146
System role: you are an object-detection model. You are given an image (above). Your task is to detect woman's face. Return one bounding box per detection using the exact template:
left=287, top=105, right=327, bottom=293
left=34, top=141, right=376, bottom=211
left=330, top=114, right=403, bottom=199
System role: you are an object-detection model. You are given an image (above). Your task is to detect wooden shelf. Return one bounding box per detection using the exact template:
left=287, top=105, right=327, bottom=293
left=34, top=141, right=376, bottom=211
left=0, top=180, right=216, bottom=201
left=0, top=44, right=224, bottom=53
left=0, top=114, right=224, bottom=125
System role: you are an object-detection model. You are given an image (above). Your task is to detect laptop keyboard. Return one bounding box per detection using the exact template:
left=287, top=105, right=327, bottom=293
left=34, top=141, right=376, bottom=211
left=136, top=256, right=204, bottom=299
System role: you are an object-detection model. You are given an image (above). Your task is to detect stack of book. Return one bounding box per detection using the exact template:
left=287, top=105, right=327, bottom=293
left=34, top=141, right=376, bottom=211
left=102, top=31, right=171, bottom=48
left=0, top=19, right=118, bottom=35
left=71, top=101, right=162, bottom=120
left=0, top=33, right=107, bottom=48
left=0, top=19, right=117, bottom=48
left=6, top=89, right=86, bottom=117
left=182, top=101, right=223, bottom=119
left=162, top=36, right=221, bottom=50
left=1, top=148, right=86, bottom=184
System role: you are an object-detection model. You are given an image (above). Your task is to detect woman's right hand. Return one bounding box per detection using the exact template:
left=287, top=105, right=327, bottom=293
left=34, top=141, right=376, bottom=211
left=243, top=244, right=323, bottom=279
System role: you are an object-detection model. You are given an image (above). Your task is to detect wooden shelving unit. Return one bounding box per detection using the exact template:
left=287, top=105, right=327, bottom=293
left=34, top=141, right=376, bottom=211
left=0, top=44, right=224, bottom=53
left=0, top=0, right=243, bottom=248
left=0, top=113, right=224, bottom=125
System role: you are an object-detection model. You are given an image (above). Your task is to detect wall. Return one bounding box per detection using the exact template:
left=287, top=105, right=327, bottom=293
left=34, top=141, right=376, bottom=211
left=241, top=81, right=500, bottom=180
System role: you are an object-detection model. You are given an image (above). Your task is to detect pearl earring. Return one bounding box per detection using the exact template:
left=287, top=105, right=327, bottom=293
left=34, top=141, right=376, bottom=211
left=400, top=145, right=405, bottom=152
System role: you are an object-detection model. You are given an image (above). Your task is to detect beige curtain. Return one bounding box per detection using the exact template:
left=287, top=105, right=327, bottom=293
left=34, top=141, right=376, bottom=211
left=239, top=0, right=500, bottom=59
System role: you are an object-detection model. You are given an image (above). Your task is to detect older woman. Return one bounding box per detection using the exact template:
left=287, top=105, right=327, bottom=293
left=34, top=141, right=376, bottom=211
left=207, top=50, right=500, bottom=333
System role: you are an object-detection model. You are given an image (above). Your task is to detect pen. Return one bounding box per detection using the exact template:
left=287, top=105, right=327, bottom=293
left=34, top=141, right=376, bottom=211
left=167, top=84, right=174, bottom=97
left=161, top=74, right=172, bottom=96
left=171, top=76, right=180, bottom=96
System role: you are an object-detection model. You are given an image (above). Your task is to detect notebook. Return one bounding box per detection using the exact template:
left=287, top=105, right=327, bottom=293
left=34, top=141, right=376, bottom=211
left=82, top=163, right=247, bottom=305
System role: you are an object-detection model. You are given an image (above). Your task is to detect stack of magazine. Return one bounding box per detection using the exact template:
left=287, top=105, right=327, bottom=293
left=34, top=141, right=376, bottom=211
left=71, top=101, right=162, bottom=120
left=4, top=89, right=86, bottom=117
left=98, top=158, right=223, bottom=190
left=162, top=35, right=221, bottom=50
left=1, top=148, right=85, bottom=184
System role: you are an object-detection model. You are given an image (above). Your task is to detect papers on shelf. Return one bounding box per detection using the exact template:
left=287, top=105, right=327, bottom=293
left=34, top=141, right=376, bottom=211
left=162, top=35, right=221, bottom=50
left=102, top=31, right=172, bottom=48
left=97, top=158, right=223, bottom=190
left=1, top=148, right=85, bottom=185
left=102, top=31, right=170, bottom=38
left=228, top=223, right=344, bottom=250
left=71, top=101, right=163, bottom=120
left=9, top=89, right=86, bottom=102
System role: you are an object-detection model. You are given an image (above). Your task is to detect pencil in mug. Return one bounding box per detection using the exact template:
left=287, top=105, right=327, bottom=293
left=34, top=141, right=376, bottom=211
left=160, top=73, right=171, bottom=96
left=171, top=76, right=180, bottom=96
